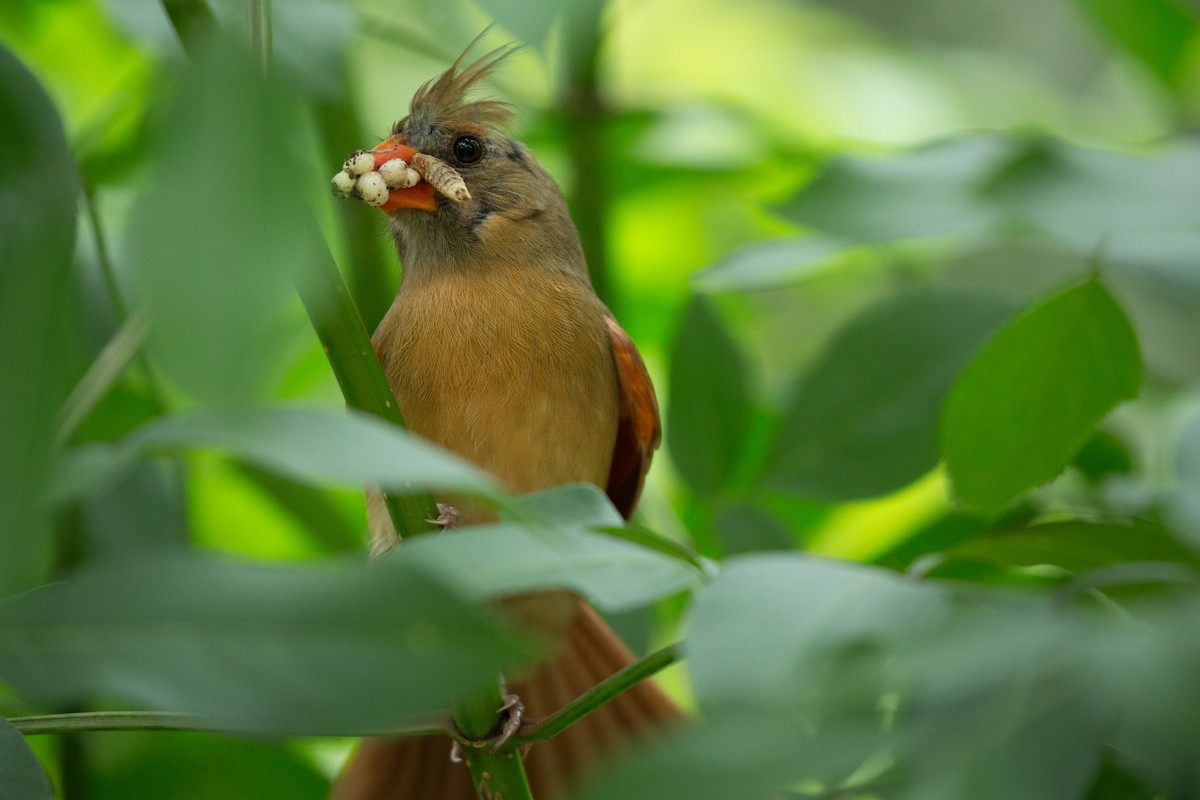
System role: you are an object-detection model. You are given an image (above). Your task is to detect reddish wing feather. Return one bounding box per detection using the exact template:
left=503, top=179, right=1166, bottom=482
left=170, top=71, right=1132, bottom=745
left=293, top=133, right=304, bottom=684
left=604, top=315, right=661, bottom=519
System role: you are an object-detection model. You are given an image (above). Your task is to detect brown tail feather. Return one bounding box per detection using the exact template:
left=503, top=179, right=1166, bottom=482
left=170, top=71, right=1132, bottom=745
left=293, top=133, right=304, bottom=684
left=331, top=598, right=680, bottom=799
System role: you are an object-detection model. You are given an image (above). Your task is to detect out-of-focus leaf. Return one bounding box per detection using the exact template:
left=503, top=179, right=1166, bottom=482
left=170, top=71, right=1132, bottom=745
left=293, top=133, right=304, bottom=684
left=1075, top=0, right=1198, bottom=86
left=90, top=732, right=327, bottom=800
left=508, top=483, right=625, bottom=527
left=764, top=290, right=1014, bottom=501
left=711, top=501, right=795, bottom=555
left=1166, top=412, right=1200, bottom=548
left=692, top=236, right=852, bottom=292
left=53, top=405, right=499, bottom=503
left=687, top=554, right=947, bottom=709
left=0, top=553, right=535, bottom=734
left=1104, top=231, right=1200, bottom=383
left=775, top=135, right=1015, bottom=242
left=667, top=294, right=752, bottom=497
left=1072, top=430, right=1134, bottom=482
left=395, top=522, right=703, bottom=611
left=933, top=521, right=1199, bottom=576
left=82, top=461, right=190, bottom=556
left=126, top=37, right=309, bottom=404
left=941, top=280, right=1142, bottom=513
left=0, top=44, right=79, bottom=595
left=0, top=717, right=52, bottom=800
left=984, top=138, right=1200, bottom=246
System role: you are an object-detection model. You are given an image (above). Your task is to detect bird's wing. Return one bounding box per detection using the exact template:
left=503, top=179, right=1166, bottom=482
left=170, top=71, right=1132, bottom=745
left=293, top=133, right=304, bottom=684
left=604, top=314, right=661, bottom=519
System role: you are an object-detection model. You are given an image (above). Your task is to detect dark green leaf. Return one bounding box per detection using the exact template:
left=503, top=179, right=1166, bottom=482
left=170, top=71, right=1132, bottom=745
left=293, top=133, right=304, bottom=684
left=941, top=280, right=1143, bottom=513
left=0, top=43, right=79, bottom=594
left=0, top=717, right=52, bottom=800
left=775, top=134, right=1015, bottom=242
left=396, top=522, right=703, bottom=611
left=667, top=294, right=753, bottom=497
left=1075, top=0, right=1198, bottom=86
left=765, top=289, right=1014, bottom=501
left=126, top=37, right=310, bottom=404
left=53, top=405, right=499, bottom=503
left=0, top=554, right=535, bottom=735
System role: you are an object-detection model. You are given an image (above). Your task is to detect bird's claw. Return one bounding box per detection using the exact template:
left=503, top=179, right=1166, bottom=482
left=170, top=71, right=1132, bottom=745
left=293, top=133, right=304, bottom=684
left=426, top=503, right=460, bottom=529
left=490, top=692, right=525, bottom=754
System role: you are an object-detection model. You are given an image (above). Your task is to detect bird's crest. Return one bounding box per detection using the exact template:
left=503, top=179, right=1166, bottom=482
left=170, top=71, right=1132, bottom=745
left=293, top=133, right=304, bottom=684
left=404, top=39, right=517, bottom=135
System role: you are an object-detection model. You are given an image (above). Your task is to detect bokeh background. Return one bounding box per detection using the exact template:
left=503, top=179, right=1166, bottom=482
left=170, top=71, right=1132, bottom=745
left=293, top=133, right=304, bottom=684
left=3, top=0, right=1200, bottom=797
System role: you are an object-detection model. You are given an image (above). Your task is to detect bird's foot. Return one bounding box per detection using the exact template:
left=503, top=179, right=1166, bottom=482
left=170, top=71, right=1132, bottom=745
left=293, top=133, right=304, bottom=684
left=425, top=503, right=460, bottom=530
left=490, top=692, right=525, bottom=753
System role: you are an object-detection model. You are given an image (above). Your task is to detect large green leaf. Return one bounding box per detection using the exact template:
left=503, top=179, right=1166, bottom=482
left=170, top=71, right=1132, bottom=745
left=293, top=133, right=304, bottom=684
left=764, top=289, right=1014, bottom=501
left=0, top=44, right=78, bottom=594
left=1075, top=0, right=1198, bottom=87
left=667, top=294, right=753, bottom=497
left=0, top=553, right=535, bottom=735
left=396, top=520, right=704, bottom=612
left=0, top=717, right=52, bottom=800
left=692, top=236, right=853, bottom=292
left=126, top=37, right=311, bottom=404
left=941, top=280, right=1142, bottom=513
left=54, top=405, right=499, bottom=503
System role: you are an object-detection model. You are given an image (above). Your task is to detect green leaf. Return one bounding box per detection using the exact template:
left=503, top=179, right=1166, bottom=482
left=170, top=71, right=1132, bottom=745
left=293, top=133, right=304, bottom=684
left=1075, top=0, right=1198, bottom=87
left=53, top=405, right=500, bottom=503
left=396, top=522, right=703, bottom=611
left=1166, top=412, right=1200, bottom=547
left=0, top=553, right=535, bottom=735
left=764, top=290, right=1015, bottom=501
left=692, top=236, right=852, bottom=292
left=0, top=44, right=79, bottom=594
left=126, top=37, right=311, bottom=404
left=508, top=483, right=625, bottom=527
left=941, top=280, right=1143, bottom=513
left=775, top=134, right=1015, bottom=242
left=667, top=294, right=753, bottom=497
left=0, top=717, right=52, bottom=800
left=934, top=521, right=1199, bottom=576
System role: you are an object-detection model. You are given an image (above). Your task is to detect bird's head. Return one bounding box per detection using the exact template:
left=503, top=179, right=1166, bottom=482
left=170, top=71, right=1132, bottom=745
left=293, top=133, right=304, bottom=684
left=367, top=46, right=585, bottom=277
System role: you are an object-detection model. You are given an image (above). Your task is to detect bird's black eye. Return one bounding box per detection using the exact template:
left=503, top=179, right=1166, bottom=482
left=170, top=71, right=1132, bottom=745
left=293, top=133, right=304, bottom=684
left=452, top=135, right=484, bottom=165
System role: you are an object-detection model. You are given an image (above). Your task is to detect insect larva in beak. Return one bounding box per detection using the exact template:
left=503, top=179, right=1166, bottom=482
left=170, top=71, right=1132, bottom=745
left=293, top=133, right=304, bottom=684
left=331, top=169, right=356, bottom=198
left=411, top=152, right=471, bottom=203
left=343, top=150, right=376, bottom=176
left=355, top=171, right=389, bottom=207
left=378, top=158, right=421, bottom=189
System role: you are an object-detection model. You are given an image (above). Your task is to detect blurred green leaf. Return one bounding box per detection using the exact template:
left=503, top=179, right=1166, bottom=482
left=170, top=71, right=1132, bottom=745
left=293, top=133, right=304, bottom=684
left=692, top=236, right=852, bottom=292
left=90, top=732, right=326, bottom=800
left=1166, top=412, right=1200, bottom=548
left=764, top=289, right=1014, bottom=501
left=54, top=405, right=499, bottom=503
left=776, top=135, right=1015, bottom=242
left=934, top=520, right=1199, bottom=576
left=984, top=138, right=1200, bottom=246
left=127, top=36, right=310, bottom=404
left=396, top=521, right=703, bottom=611
left=1075, top=0, right=1198, bottom=87
left=667, top=294, right=753, bottom=497
left=0, top=43, right=79, bottom=595
left=1071, top=430, right=1134, bottom=482
left=941, top=280, right=1142, bottom=513
left=81, top=461, right=190, bottom=557
left=0, top=553, right=535, bottom=734
left=0, top=717, right=52, bottom=800
left=508, top=483, right=625, bottom=527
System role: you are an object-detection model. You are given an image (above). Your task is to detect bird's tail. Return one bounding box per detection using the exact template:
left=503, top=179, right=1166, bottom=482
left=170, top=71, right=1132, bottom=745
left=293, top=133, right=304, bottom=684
left=330, top=598, right=679, bottom=799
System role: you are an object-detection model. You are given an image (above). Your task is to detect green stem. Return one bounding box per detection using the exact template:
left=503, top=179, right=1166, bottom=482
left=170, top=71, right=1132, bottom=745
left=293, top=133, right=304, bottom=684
left=246, top=0, right=272, bottom=76
left=453, top=686, right=535, bottom=800
left=509, top=642, right=680, bottom=746
left=10, top=711, right=449, bottom=739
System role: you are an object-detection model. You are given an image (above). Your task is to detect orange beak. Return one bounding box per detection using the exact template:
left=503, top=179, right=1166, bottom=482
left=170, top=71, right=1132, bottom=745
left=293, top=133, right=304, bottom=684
left=370, top=135, right=437, bottom=212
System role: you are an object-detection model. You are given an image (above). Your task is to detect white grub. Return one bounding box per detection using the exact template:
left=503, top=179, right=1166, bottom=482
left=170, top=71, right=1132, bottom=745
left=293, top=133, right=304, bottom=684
left=378, top=158, right=421, bottom=189
left=331, top=169, right=356, bottom=198
left=355, top=171, right=389, bottom=207
left=411, top=152, right=471, bottom=203
left=343, top=150, right=376, bottom=176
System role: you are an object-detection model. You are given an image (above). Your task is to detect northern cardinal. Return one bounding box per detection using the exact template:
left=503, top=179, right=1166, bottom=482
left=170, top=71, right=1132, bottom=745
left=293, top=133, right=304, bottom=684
left=331, top=45, right=679, bottom=799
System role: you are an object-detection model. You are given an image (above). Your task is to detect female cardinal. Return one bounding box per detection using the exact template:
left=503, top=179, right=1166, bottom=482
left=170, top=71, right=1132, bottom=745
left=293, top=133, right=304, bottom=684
left=331, top=46, right=680, bottom=799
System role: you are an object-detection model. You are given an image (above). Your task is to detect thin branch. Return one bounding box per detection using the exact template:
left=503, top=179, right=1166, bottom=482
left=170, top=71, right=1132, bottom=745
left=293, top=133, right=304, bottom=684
left=509, top=642, right=681, bottom=745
